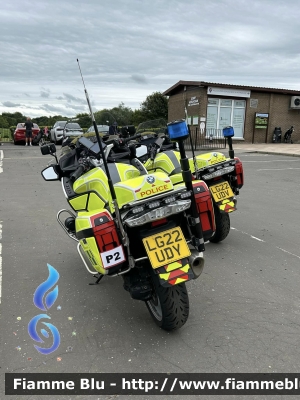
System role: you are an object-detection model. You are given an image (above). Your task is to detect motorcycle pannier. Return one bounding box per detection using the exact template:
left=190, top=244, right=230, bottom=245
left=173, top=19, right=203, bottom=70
left=192, top=181, right=216, bottom=241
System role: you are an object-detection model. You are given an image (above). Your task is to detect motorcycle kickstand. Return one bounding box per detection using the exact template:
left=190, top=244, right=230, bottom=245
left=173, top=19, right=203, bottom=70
left=89, top=274, right=104, bottom=285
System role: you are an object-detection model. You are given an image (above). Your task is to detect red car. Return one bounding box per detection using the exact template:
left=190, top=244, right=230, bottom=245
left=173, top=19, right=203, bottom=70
left=14, top=122, right=40, bottom=145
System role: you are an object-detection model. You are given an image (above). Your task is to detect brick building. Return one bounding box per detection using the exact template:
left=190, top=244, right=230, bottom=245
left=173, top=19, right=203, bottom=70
left=163, top=81, right=300, bottom=143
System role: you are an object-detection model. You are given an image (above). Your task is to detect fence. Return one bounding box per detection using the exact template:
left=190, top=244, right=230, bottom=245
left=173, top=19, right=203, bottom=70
left=0, top=128, right=13, bottom=142
left=184, top=128, right=226, bottom=151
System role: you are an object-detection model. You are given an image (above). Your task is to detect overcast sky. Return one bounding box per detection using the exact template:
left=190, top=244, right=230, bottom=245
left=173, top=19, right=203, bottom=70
left=1, top=0, right=300, bottom=118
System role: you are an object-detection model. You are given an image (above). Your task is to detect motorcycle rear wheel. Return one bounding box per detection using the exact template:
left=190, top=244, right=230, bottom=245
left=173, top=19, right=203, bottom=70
left=146, top=272, right=189, bottom=331
left=209, top=205, right=230, bottom=243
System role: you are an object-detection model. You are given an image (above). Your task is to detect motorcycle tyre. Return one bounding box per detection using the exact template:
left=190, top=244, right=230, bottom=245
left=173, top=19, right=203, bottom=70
left=209, top=205, right=230, bottom=243
left=146, top=271, right=189, bottom=331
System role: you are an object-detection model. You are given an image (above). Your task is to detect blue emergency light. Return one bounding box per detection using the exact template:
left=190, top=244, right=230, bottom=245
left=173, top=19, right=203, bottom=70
left=167, top=120, right=189, bottom=140
left=223, top=126, right=234, bottom=137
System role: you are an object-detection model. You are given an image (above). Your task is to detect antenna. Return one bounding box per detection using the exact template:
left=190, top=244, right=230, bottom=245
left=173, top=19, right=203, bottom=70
left=77, top=59, right=96, bottom=123
left=77, top=59, right=129, bottom=247
left=184, top=107, right=198, bottom=177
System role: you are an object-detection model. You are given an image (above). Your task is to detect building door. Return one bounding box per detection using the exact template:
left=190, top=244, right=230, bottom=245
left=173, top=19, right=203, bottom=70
left=207, top=98, right=246, bottom=138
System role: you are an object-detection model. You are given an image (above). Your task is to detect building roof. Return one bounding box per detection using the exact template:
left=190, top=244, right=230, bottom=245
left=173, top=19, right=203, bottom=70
left=162, top=80, right=300, bottom=96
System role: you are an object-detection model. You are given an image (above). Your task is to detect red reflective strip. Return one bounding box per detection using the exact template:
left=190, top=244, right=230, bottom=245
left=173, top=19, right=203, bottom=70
left=151, top=218, right=167, bottom=227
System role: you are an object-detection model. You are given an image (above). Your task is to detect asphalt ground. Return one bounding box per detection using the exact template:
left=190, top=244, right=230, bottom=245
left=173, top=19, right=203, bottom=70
left=0, top=143, right=300, bottom=399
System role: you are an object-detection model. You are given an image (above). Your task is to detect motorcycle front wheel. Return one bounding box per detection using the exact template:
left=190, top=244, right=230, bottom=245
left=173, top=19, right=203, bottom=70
left=146, top=271, right=189, bottom=331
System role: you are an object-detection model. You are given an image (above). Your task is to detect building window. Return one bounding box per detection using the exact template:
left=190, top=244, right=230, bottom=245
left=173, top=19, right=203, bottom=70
left=192, top=116, right=198, bottom=125
left=187, top=116, right=199, bottom=125
left=207, top=98, right=245, bottom=138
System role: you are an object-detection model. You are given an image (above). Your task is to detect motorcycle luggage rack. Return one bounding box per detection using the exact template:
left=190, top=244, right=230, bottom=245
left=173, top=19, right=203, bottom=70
left=57, top=209, right=78, bottom=242
left=77, top=242, right=101, bottom=275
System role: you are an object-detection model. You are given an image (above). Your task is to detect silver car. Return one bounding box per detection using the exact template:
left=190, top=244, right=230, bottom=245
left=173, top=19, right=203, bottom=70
left=86, top=125, right=110, bottom=135
left=50, top=121, right=67, bottom=143
left=62, top=122, right=83, bottom=140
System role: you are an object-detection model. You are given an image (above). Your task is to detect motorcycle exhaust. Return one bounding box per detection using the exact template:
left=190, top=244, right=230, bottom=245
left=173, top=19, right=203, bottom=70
left=188, top=249, right=205, bottom=279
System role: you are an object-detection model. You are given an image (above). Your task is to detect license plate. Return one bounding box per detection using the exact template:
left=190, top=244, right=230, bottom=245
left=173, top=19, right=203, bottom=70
left=143, top=227, right=191, bottom=269
left=210, top=181, right=234, bottom=202
left=100, top=245, right=126, bottom=269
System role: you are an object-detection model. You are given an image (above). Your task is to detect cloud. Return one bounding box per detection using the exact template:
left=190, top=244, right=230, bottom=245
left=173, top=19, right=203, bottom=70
left=40, top=103, right=84, bottom=115
left=1, top=0, right=300, bottom=118
left=131, top=74, right=148, bottom=84
left=40, top=88, right=50, bottom=98
left=2, top=101, right=22, bottom=107
left=62, top=93, right=86, bottom=105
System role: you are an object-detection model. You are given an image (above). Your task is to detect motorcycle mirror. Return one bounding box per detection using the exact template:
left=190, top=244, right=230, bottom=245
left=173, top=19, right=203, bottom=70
left=41, top=166, right=59, bottom=181
left=222, top=126, right=235, bottom=138
left=40, top=143, right=56, bottom=155
left=167, top=120, right=189, bottom=141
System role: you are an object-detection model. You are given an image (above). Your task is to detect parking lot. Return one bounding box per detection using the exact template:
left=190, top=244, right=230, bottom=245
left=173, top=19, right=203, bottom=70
left=0, top=143, right=300, bottom=399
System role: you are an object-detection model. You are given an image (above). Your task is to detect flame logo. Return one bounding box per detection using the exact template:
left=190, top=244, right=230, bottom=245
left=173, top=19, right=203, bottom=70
left=28, top=264, right=60, bottom=354
left=28, top=314, right=60, bottom=354
left=33, top=264, right=59, bottom=311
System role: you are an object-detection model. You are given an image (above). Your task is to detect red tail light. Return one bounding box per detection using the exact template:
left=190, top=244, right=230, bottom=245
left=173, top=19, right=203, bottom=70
left=192, top=181, right=215, bottom=240
left=90, top=211, right=122, bottom=252
left=234, top=157, right=244, bottom=188
left=151, top=218, right=168, bottom=227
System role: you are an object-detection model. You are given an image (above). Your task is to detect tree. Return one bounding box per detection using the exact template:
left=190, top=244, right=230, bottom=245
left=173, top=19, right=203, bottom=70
left=34, top=115, right=69, bottom=128
left=2, top=112, right=24, bottom=127
left=0, top=115, right=9, bottom=128
left=140, top=92, right=168, bottom=120
left=94, top=109, right=115, bottom=125
left=75, top=113, right=92, bottom=128
left=94, top=103, right=134, bottom=126
left=110, top=103, right=133, bottom=125
left=131, top=109, right=144, bottom=126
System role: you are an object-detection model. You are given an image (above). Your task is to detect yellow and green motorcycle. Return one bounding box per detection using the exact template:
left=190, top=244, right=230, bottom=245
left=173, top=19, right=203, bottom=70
left=133, top=123, right=244, bottom=243
left=40, top=123, right=209, bottom=331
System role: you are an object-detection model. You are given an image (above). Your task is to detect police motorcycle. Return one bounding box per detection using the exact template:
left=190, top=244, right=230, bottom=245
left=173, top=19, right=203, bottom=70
left=128, top=121, right=244, bottom=243
left=60, top=124, right=222, bottom=246
left=40, top=92, right=212, bottom=330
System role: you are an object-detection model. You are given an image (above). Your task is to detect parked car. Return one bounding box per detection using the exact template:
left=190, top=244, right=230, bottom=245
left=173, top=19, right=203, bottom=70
left=14, top=123, right=40, bottom=145
left=50, top=121, right=67, bottom=144
left=86, top=125, right=110, bottom=135
left=62, top=122, right=83, bottom=140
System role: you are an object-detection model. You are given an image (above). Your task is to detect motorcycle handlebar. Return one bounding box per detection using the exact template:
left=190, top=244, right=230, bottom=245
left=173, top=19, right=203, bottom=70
left=70, top=164, right=85, bottom=182
left=120, top=133, right=141, bottom=144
